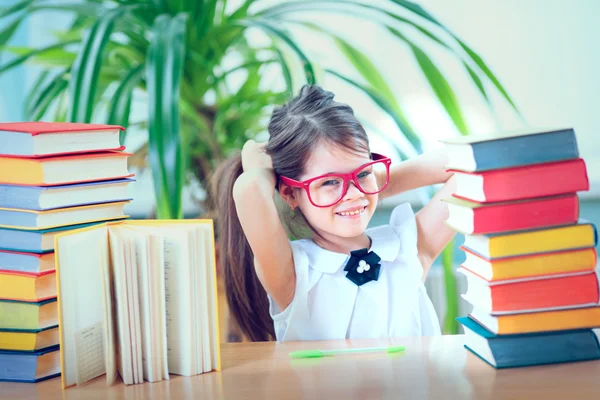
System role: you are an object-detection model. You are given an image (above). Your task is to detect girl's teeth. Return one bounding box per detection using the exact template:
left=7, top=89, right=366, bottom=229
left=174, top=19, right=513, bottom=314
left=339, top=208, right=363, bottom=216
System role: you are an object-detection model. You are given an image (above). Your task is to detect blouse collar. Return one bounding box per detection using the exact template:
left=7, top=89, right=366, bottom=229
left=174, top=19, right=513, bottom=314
left=302, top=224, right=401, bottom=274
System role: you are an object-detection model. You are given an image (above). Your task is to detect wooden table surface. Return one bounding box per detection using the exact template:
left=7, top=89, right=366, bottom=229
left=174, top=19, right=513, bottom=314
left=2, top=334, right=600, bottom=399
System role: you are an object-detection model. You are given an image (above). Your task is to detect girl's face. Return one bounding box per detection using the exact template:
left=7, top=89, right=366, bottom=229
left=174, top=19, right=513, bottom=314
left=287, top=144, right=379, bottom=241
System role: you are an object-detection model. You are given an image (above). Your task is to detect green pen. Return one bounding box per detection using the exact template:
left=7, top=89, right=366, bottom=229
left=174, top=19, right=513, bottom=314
left=289, top=345, right=406, bottom=359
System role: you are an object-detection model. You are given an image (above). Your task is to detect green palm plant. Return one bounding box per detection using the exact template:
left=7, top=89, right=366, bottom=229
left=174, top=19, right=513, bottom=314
left=0, top=0, right=522, bottom=334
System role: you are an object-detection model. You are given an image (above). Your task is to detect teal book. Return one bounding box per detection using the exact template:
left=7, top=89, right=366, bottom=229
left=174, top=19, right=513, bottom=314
left=458, top=316, right=600, bottom=368
left=441, top=127, right=579, bottom=172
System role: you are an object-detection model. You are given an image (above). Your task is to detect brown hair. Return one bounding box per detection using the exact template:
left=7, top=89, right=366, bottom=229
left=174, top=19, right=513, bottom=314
left=212, top=85, right=371, bottom=341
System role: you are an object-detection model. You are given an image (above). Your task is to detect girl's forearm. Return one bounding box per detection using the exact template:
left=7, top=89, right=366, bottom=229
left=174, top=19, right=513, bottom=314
left=380, top=147, right=453, bottom=200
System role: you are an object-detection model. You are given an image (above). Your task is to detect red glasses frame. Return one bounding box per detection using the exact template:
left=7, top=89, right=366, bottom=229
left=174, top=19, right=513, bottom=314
left=279, top=153, right=392, bottom=208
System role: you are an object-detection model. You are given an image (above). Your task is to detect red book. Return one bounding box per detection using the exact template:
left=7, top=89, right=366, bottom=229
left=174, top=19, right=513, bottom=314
left=450, top=158, right=589, bottom=203
left=443, top=193, right=579, bottom=234
left=459, top=267, right=599, bottom=314
left=0, top=122, right=125, bottom=157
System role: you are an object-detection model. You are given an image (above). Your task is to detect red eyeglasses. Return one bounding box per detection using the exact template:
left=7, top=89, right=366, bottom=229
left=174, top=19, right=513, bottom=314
left=279, top=153, right=392, bottom=207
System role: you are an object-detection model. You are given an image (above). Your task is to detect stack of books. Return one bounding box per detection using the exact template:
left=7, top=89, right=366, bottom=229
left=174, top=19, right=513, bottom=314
left=0, top=122, right=134, bottom=383
left=442, top=127, right=600, bottom=369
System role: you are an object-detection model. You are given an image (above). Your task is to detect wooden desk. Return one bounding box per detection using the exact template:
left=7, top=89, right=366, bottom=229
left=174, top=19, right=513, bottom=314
left=2, top=335, right=599, bottom=399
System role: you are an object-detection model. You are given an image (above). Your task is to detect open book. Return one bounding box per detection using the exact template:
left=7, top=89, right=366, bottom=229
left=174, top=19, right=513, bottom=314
left=54, top=219, right=221, bottom=388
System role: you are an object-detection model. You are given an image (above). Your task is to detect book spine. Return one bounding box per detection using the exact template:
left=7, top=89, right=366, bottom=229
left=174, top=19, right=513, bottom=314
left=0, top=186, right=41, bottom=210
left=483, top=159, right=589, bottom=202
left=474, top=195, right=579, bottom=234
left=0, top=210, right=37, bottom=229
left=489, top=330, right=600, bottom=368
left=473, top=130, right=579, bottom=171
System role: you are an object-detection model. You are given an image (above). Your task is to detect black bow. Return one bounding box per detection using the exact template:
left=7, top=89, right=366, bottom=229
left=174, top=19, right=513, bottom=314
left=343, top=248, right=381, bottom=286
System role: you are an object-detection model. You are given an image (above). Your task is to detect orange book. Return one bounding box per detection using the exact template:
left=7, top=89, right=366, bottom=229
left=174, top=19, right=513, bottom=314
left=0, top=151, right=133, bottom=186
left=0, top=270, right=56, bottom=302
left=460, top=246, right=597, bottom=281
left=459, top=267, right=599, bottom=314
left=470, top=306, right=600, bottom=335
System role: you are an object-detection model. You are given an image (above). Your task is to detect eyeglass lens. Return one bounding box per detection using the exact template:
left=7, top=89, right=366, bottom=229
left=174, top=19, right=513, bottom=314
left=308, top=161, right=389, bottom=206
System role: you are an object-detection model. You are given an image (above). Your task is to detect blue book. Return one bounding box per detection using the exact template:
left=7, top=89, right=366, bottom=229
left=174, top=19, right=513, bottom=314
left=0, top=344, right=60, bottom=382
left=0, top=200, right=129, bottom=230
left=0, top=178, right=134, bottom=211
left=0, top=220, right=127, bottom=253
left=441, top=127, right=579, bottom=172
left=458, top=316, right=600, bottom=368
left=0, top=249, right=54, bottom=274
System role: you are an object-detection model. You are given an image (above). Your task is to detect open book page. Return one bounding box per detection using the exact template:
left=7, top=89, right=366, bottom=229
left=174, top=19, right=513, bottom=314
left=199, top=225, right=220, bottom=371
left=55, top=225, right=110, bottom=388
left=122, top=226, right=165, bottom=383
left=131, top=230, right=156, bottom=382
left=102, top=229, right=118, bottom=386
left=163, top=229, right=194, bottom=376
left=108, top=228, right=133, bottom=385
left=123, top=229, right=143, bottom=384
left=191, top=228, right=205, bottom=374
left=147, top=233, right=170, bottom=381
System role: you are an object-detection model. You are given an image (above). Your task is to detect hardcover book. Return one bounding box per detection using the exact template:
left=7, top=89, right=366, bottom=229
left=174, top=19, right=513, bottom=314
left=54, top=219, right=221, bottom=388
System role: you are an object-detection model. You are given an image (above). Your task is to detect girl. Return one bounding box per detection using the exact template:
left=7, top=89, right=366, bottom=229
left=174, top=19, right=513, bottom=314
left=213, top=85, right=456, bottom=342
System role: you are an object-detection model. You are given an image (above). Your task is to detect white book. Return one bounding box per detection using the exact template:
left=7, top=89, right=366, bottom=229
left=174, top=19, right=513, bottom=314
left=54, top=219, right=221, bottom=388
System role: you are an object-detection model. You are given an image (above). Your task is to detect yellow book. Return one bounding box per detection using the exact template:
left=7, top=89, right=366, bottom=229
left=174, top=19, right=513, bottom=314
left=54, top=219, right=221, bottom=389
left=0, top=298, right=58, bottom=330
left=461, top=247, right=597, bottom=281
left=0, top=326, right=59, bottom=351
left=462, top=221, right=597, bottom=259
left=470, top=305, right=600, bottom=335
left=0, top=270, right=56, bottom=302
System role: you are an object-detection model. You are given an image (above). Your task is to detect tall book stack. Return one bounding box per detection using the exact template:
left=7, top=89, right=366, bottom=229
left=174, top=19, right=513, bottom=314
left=441, top=127, right=600, bottom=369
left=0, top=122, right=134, bottom=383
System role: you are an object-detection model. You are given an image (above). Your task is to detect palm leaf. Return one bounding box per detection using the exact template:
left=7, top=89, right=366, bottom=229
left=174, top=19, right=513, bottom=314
left=27, top=70, right=69, bottom=121
left=0, top=40, right=77, bottom=74
left=387, top=0, right=522, bottom=117
left=0, top=16, right=24, bottom=49
left=0, top=0, right=33, bottom=19
left=273, top=47, right=293, bottom=98
left=237, top=19, right=316, bottom=85
left=29, top=48, right=78, bottom=68
left=23, top=70, right=49, bottom=118
left=68, top=8, right=123, bottom=122
left=68, top=8, right=127, bottom=122
left=389, top=28, right=469, bottom=135
left=463, top=61, right=489, bottom=104
left=107, top=64, right=144, bottom=144
left=456, top=39, right=521, bottom=117
left=146, top=13, right=187, bottom=219
left=259, top=0, right=520, bottom=120
left=327, top=69, right=422, bottom=153
left=411, top=44, right=469, bottom=135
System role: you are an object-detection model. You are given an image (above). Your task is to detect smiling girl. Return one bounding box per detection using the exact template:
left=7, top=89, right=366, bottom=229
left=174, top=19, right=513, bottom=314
left=213, top=85, right=456, bottom=342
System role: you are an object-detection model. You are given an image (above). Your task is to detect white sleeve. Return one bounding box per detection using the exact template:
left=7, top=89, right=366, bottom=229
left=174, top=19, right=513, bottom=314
left=390, top=203, right=442, bottom=335
left=267, top=240, right=310, bottom=341
left=389, top=202, right=420, bottom=264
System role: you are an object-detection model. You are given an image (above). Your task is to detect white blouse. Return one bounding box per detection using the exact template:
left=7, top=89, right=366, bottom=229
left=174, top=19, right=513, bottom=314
left=268, top=203, right=442, bottom=342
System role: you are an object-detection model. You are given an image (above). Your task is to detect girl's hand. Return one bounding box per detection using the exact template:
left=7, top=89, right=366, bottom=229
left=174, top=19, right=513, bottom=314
left=241, top=139, right=273, bottom=172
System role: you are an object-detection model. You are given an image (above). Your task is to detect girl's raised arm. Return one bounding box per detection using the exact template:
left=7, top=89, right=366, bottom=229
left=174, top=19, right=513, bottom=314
left=232, top=140, right=296, bottom=312
left=377, top=148, right=456, bottom=279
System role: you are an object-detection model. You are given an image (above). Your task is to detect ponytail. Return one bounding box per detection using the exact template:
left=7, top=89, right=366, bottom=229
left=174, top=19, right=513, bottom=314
left=210, top=152, right=276, bottom=342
